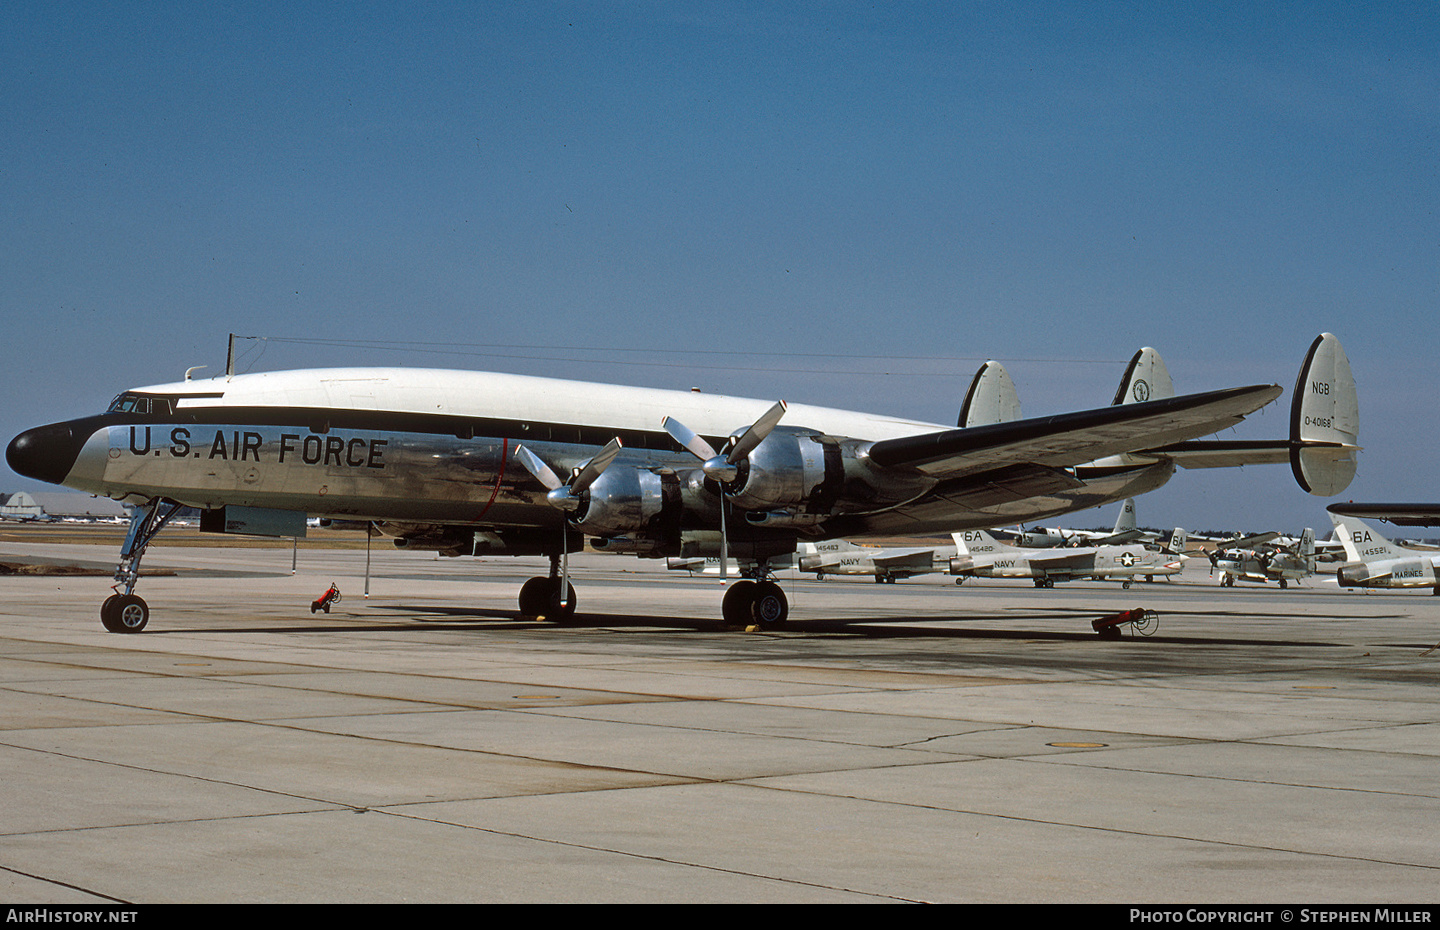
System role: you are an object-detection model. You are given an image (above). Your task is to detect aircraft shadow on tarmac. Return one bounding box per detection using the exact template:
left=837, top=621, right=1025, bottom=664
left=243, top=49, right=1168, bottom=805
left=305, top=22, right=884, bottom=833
left=127, top=602, right=1369, bottom=648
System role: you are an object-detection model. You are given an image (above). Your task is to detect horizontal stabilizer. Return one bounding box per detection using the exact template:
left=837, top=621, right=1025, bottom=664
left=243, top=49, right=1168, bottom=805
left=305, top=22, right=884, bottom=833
left=871, top=549, right=944, bottom=570
left=1143, top=333, right=1358, bottom=496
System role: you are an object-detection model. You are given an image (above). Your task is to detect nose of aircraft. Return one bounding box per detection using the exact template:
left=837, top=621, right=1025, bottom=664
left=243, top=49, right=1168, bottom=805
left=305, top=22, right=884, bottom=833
left=7, top=421, right=94, bottom=485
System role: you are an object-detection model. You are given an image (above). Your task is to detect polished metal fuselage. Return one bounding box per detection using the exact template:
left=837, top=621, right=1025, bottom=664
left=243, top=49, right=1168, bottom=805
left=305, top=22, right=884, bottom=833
left=30, top=366, right=1178, bottom=541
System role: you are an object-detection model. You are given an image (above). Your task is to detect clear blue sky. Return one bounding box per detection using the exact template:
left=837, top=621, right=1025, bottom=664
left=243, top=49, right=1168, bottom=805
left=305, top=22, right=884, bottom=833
left=3, top=2, right=1436, bottom=535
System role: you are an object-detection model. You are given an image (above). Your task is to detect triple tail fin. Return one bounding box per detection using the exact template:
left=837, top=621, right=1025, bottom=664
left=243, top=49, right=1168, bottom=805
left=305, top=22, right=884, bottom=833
left=1290, top=333, right=1359, bottom=495
left=1112, top=347, right=1175, bottom=405
left=958, top=360, right=1022, bottom=427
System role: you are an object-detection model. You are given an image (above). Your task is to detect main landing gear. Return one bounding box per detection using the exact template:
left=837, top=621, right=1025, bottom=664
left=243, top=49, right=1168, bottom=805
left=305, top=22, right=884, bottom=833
left=518, top=554, right=788, bottom=629
left=720, top=569, right=788, bottom=628
left=517, top=553, right=577, bottom=624
left=100, top=498, right=182, bottom=633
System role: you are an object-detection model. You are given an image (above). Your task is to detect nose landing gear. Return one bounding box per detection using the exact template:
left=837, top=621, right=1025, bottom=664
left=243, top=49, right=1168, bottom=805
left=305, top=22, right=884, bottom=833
left=100, top=498, right=182, bottom=633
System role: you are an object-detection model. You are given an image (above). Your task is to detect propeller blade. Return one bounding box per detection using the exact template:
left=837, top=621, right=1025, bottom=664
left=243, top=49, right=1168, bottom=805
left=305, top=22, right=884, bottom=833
left=727, top=400, right=787, bottom=463
left=571, top=438, right=623, bottom=494
left=662, top=416, right=719, bottom=462
left=514, top=445, right=563, bottom=491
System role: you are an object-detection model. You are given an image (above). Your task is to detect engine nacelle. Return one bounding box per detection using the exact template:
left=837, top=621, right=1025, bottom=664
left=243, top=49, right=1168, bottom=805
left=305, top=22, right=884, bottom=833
left=721, top=429, right=929, bottom=516
left=572, top=465, right=681, bottom=538
left=726, top=430, right=827, bottom=511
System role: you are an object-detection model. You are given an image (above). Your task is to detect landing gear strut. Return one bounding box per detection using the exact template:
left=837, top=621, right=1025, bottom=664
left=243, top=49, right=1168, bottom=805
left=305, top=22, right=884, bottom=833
left=101, top=498, right=182, bottom=633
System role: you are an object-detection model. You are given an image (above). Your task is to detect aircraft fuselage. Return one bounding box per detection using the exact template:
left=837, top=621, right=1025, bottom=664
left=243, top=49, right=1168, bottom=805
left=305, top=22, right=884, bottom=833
left=9, top=367, right=1174, bottom=553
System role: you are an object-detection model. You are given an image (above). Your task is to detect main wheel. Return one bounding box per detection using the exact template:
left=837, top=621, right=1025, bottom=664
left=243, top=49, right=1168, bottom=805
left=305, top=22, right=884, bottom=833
left=721, top=580, right=757, bottom=626
left=518, top=577, right=548, bottom=615
left=518, top=577, right=576, bottom=623
left=750, top=581, right=788, bottom=628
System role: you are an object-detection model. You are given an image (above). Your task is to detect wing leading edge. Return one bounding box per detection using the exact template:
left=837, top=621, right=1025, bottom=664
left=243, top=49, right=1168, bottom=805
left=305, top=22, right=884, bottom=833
left=865, top=383, right=1282, bottom=479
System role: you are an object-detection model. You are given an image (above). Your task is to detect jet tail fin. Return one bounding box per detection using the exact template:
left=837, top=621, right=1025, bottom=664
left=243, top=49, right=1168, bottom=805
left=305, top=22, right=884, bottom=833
left=953, top=529, right=1014, bottom=553
left=958, top=360, right=1022, bottom=427
left=1168, top=527, right=1188, bottom=554
left=1112, top=498, right=1137, bottom=535
left=1330, top=513, right=1405, bottom=564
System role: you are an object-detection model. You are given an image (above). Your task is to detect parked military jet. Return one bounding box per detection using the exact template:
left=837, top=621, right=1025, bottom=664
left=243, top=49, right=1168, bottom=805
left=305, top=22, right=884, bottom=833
left=1210, top=528, right=1316, bottom=588
left=6, top=333, right=1357, bottom=631
left=948, top=528, right=1185, bottom=588
left=1329, top=513, right=1440, bottom=593
left=796, top=538, right=949, bottom=583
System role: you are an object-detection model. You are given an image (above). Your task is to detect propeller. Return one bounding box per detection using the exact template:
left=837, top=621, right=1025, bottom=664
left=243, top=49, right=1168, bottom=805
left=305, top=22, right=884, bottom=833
left=515, top=438, right=623, bottom=513
left=661, top=401, right=787, bottom=581
left=514, top=437, right=623, bottom=610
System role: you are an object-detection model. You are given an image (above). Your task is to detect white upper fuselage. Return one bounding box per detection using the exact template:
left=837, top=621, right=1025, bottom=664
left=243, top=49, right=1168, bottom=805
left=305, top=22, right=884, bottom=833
left=139, top=368, right=945, bottom=443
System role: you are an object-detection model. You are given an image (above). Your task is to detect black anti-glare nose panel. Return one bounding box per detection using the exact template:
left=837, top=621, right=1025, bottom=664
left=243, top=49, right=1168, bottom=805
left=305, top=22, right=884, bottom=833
left=6, top=420, right=92, bottom=485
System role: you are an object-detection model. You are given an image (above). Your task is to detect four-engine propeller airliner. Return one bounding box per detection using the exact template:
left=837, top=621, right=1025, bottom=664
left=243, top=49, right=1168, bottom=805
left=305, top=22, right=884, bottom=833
left=6, top=333, right=1359, bottom=632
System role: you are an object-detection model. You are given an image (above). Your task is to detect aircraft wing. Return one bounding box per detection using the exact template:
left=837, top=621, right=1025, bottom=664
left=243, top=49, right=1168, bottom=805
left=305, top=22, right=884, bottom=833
left=1326, top=503, right=1440, bottom=527
left=1021, top=549, right=1100, bottom=571
left=1227, top=532, right=1281, bottom=549
left=868, top=548, right=945, bottom=570
left=1085, top=529, right=1146, bottom=546
left=865, top=384, right=1281, bottom=479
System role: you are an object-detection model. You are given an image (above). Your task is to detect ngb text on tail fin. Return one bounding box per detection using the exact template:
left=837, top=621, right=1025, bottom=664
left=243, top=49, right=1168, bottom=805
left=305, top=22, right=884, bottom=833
left=1291, top=333, right=1359, bottom=495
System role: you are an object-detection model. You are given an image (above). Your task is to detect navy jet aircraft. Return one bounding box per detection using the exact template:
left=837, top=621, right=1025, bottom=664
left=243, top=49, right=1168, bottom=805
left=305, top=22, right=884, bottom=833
left=796, top=538, right=949, bottom=583
left=6, top=334, right=1358, bottom=632
left=1328, top=512, right=1440, bottom=593
left=948, top=528, right=1186, bottom=588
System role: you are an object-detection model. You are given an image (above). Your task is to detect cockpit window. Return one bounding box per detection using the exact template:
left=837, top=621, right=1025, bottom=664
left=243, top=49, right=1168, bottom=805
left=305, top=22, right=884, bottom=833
left=107, top=393, right=174, bottom=416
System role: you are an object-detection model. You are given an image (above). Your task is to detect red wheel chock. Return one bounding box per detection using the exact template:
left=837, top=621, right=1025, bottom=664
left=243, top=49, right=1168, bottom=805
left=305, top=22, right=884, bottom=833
left=311, top=583, right=341, bottom=614
left=1092, top=607, right=1158, bottom=639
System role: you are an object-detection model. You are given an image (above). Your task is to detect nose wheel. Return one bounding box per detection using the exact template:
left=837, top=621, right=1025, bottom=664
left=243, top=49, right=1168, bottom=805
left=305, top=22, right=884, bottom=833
left=101, top=593, right=150, bottom=633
